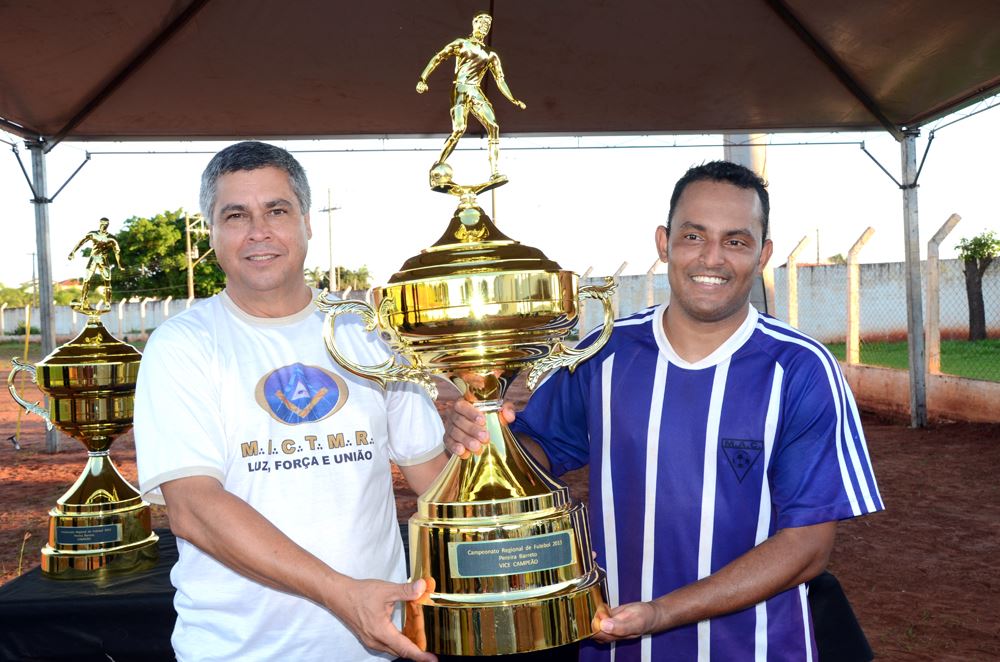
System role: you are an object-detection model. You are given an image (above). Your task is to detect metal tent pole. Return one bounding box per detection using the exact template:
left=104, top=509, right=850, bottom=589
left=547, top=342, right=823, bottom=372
left=27, top=140, right=59, bottom=451
left=900, top=131, right=928, bottom=427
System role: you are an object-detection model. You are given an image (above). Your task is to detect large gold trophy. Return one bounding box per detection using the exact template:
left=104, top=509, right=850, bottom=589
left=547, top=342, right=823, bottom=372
left=317, top=14, right=612, bottom=655
left=8, top=219, right=158, bottom=578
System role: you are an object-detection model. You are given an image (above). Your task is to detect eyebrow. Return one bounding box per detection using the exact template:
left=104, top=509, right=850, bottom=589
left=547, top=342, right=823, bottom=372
left=218, top=203, right=248, bottom=216
left=677, top=221, right=755, bottom=238
left=218, top=199, right=294, bottom=216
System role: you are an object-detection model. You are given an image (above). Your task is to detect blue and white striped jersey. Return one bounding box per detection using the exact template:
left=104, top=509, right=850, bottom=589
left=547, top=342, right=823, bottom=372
left=512, top=305, right=883, bottom=662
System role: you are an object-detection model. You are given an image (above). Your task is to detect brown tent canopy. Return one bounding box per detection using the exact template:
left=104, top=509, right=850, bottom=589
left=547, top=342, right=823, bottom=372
left=2, top=1, right=999, bottom=145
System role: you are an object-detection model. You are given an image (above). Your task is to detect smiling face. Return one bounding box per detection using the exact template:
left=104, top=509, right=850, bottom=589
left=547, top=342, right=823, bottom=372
left=658, top=179, right=772, bottom=333
left=209, top=166, right=312, bottom=317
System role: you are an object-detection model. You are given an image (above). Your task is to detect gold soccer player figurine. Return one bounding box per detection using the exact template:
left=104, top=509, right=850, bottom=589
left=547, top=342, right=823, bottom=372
left=68, top=217, right=121, bottom=312
left=417, top=12, right=526, bottom=193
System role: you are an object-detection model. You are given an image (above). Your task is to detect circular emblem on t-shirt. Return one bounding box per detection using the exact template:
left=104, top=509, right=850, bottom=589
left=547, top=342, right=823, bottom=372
left=254, top=363, right=349, bottom=425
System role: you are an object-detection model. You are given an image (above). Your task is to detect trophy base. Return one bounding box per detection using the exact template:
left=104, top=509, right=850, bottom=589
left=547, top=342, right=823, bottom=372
left=404, top=410, right=607, bottom=656
left=41, top=453, right=160, bottom=579
left=429, top=162, right=509, bottom=197
left=407, top=570, right=605, bottom=655
left=41, top=533, right=159, bottom=579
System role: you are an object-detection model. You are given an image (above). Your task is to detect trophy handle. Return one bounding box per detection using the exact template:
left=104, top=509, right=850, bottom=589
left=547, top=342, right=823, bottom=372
left=315, top=294, right=439, bottom=400
left=7, top=357, right=54, bottom=430
left=526, top=277, right=617, bottom=390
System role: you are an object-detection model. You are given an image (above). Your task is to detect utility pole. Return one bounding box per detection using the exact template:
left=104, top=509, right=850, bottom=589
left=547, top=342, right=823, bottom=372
left=185, top=213, right=211, bottom=299
left=30, top=252, right=38, bottom=308
left=318, top=190, right=341, bottom=292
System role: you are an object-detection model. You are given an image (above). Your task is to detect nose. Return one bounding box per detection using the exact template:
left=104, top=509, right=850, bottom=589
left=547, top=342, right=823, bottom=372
left=699, top=239, right=725, bottom=267
left=246, top=214, right=273, bottom=241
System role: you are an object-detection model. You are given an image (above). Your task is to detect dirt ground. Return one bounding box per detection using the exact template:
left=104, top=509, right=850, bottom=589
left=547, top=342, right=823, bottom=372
left=1, top=373, right=997, bottom=660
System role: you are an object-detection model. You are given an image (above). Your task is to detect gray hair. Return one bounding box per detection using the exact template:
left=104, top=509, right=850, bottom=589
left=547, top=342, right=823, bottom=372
left=199, top=141, right=311, bottom=222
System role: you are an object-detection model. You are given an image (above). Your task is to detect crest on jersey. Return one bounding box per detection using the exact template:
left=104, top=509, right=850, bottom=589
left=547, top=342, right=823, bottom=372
left=254, top=363, right=348, bottom=425
left=721, top=439, right=763, bottom=483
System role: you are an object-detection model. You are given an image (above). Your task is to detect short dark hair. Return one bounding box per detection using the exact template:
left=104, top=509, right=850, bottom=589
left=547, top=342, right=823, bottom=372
left=200, top=141, right=311, bottom=222
left=667, top=160, right=770, bottom=240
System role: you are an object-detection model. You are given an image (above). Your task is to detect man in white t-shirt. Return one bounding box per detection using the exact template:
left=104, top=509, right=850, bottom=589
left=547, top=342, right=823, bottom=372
left=134, top=141, right=445, bottom=662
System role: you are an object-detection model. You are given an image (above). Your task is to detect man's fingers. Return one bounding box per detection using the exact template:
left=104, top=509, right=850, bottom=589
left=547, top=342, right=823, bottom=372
left=500, top=402, right=517, bottom=424
left=443, top=400, right=490, bottom=458
left=387, top=629, right=437, bottom=662
left=442, top=399, right=520, bottom=459
left=453, top=399, right=485, bottom=423
left=448, top=408, right=487, bottom=440
left=589, top=603, right=649, bottom=642
left=403, top=578, right=425, bottom=600
left=590, top=615, right=627, bottom=643
left=385, top=580, right=438, bottom=661
left=444, top=422, right=482, bottom=457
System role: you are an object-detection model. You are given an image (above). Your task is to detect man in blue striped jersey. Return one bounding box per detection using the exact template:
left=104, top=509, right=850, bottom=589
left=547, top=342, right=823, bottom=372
left=446, top=160, right=883, bottom=661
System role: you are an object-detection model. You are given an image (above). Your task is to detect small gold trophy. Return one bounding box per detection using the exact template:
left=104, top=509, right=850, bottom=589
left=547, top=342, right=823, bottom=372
left=8, top=219, right=158, bottom=578
left=317, top=14, right=612, bottom=655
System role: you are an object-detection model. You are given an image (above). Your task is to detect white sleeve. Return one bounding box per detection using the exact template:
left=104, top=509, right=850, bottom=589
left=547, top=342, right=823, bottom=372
left=328, top=313, right=445, bottom=466
left=134, top=319, right=227, bottom=505
left=384, top=380, right=445, bottom=467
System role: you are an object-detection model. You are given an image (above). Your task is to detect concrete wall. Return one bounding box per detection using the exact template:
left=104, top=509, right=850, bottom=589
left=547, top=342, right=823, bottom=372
left=773, top=259, right=1000, bottom=342
left=842, top=363, right=1000, bottom=423
left=579, top=274, right=670, bottom=335
left=1, top=298, right=201, bottom=341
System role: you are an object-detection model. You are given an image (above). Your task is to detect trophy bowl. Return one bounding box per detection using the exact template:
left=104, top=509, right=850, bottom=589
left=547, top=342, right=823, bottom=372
left=319, top=204, right=614, bottom=655
left=8, top=317, right=158, bottom=579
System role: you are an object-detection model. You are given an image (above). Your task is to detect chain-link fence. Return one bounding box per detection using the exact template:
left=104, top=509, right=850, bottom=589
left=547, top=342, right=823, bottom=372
left=935, top=259, right=1000, bottom=381
left=5, top=255, right=995, bottom=383
left=774, top=250, right=1000, bottom=383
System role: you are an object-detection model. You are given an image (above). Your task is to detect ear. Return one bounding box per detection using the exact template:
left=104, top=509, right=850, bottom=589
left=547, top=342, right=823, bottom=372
left=304, top=212, right=313, bottom=240
left=654, top=225, right=669, bottom=261
left=758, top=239, right=774, bottom=272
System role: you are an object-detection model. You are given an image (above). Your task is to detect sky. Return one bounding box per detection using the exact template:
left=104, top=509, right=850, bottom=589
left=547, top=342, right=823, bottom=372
left=1, top=98, right=999, bottom=291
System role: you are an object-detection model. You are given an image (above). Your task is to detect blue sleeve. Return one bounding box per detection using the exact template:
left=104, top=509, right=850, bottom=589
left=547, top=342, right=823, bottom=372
left=770, top=350, right=883, bottom=529
left=511, top=337, right=604, bottom=477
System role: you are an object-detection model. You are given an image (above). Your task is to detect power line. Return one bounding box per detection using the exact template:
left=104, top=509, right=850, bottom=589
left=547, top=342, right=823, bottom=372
left=82, top=139, right=868, bottom=157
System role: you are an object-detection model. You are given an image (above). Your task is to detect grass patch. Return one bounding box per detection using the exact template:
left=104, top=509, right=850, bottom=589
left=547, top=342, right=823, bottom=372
left=825, top=339, right=1000, bottom=382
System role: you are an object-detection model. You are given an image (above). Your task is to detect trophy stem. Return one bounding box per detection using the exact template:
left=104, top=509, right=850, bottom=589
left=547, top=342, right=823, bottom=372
left=58, top=451, right=142, bottom=512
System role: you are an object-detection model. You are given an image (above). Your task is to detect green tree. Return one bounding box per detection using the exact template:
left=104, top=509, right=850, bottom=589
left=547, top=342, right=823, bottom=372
left=0, top=283, right=33, bottom=307
left=336, top=265, right=371, bottom=291
left=110, top=209, right=225, bottom=300
left=304, top=267, right=329, bottom=290
left=304, top=265, right=372, bottom=292
left=956, top=230, right=1000, bottom=341
left=0, top=281, right=78, bottom=307
left=53, top=284, right=81, bottom=306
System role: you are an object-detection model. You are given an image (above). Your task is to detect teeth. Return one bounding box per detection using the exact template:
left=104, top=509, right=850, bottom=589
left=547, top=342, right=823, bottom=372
left=248, top=255, right=276, bottom=261
left=692, top=275, right=726, bottom=284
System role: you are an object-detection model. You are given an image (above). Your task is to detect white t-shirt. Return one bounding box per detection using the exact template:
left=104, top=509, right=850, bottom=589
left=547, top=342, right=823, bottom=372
left=134, top=291, right=445, bottom=662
